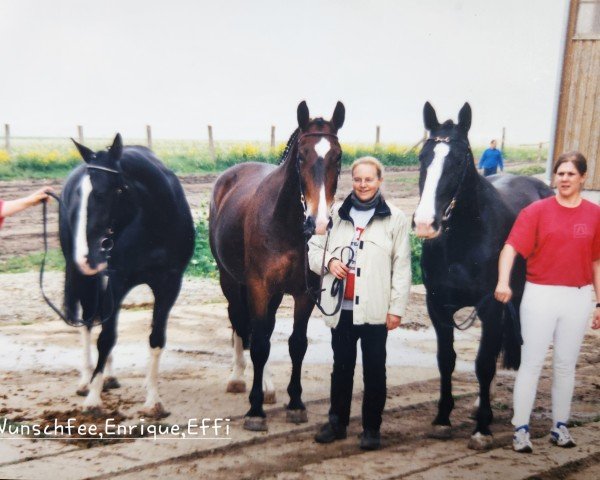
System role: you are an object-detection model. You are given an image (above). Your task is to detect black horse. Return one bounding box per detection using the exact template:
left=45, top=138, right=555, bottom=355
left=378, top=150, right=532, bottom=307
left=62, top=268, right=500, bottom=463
left=209, top=101, right=345, bottom=431
left=59, top=134, right=194, bottom=417
left=413, top=102, right=553, bottom=449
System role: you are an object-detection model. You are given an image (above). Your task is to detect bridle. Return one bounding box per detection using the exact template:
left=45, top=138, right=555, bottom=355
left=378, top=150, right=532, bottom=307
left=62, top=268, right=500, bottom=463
left=425, top=135, right=474, bottom=231
left=40, top=163, right=126, bottom=327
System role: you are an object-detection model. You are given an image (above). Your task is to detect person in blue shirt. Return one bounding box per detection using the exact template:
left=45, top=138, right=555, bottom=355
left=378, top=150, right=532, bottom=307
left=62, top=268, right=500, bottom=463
left=478, top=139, right=504, bottom=176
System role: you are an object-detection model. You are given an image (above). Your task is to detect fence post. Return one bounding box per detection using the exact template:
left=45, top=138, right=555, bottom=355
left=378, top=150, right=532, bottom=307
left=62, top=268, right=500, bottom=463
left=146, top=125, right=152, bottom=150
left=208, top=125, right=216, bottom=163
left=501, top=127, right=506, bottom=152
left=271, top=126, right=276, bottom=148
left=4, top=124, right=10, bottom=153
left=77, top=125, right=84, bottom=144
left=375, top=125, right=380, bottom=146
left=537, top=142, right=543, bottom=163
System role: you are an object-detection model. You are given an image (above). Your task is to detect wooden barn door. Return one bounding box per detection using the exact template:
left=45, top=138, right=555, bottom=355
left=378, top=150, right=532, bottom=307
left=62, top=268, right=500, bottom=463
left=553, top=0, right=600, bottom=189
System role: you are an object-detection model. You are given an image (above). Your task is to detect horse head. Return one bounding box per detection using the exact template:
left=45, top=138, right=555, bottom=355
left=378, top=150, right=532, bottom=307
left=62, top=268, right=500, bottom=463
left=413, top=102, right=473, bottom=239
left=295, top=100, right=345, bottom=236
left=71, top=134, right=126, bottom=275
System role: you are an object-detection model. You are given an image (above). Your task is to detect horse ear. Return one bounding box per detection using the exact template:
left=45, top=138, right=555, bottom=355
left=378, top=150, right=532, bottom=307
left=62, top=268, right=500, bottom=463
left=109, top=133, right=123, bottom=160
left=71, top=138, right=94, bottom=164
left=458, top=103, right=472, bottom=132
left=297, top=101, right=310, bottom=131
left=423, top=102, right=440, bottom=131
left=331, top=101, right=345, bottom=130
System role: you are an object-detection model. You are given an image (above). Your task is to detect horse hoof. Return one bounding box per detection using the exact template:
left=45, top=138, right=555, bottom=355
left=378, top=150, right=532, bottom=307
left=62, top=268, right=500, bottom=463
left=103, top=377, right=121, bottom=391
left=263, top=391, right=277, bottom=405
left=226, top=380, right=246, bottom=394
left=83, top=406, right=103, bottom=416
left=139, top=403, right=170, bottom=419
left=467, top=432, right=494, bottom=450
left=427, top=425, right=452, bottom=439
left=76, top=386, right=89, bottom=397
left=244, top=416, right=268, bottom=431
left=286, top=409, right=308, bottom=424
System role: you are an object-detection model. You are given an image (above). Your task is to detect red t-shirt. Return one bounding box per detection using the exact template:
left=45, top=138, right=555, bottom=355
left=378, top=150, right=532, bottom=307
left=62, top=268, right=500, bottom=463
left=506, top=197, right=600, bottom=286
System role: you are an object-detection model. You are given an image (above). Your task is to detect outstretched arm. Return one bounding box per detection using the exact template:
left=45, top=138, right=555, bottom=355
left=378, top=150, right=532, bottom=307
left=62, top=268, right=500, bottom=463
left=592, top=259, right=600, bottom=330
left=0, top=187, right=53, bottom=218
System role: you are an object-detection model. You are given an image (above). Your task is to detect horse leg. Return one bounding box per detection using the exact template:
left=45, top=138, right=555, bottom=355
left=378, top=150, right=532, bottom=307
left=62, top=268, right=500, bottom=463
left=76, top=326, right=94, bottom=396
left=219, top=271, right=251, bottom=394
left=286, top=292, right=314, bottom=424
left=428, top=297, right=456, bottom=439
left=243, top=282, right=276, bottom=431
left=138, top=275, right=182, bottom=419
left=262, top=293, right=283, bottom=405
left=468, top=302, right=503, bottom=450
left=103, top=352, right=121, bottom=391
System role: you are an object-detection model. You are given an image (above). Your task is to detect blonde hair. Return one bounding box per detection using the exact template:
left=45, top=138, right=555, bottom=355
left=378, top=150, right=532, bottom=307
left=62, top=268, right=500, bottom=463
left=351, top=156, right=384, bottom=179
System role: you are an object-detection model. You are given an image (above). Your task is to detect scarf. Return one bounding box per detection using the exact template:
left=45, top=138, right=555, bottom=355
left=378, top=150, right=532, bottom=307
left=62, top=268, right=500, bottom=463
left=350, top=190, right=381, bottom=211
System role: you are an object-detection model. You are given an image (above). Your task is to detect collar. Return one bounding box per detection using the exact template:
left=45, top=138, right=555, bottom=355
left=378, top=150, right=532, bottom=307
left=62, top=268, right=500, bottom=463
left=338, top=192, right=391, bottom=222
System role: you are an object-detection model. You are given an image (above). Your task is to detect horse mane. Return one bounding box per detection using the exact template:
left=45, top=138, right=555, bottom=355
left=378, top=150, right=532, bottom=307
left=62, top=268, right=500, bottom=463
left=278, top=128, right=300, bottom=165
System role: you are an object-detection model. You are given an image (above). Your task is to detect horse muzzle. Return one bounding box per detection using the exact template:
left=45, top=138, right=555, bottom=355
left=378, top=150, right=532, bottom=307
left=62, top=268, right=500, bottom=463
left=414, top=220, right=441, bottom=239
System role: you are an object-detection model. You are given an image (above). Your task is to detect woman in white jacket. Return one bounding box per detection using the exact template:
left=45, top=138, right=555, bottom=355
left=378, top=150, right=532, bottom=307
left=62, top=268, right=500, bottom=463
left=309, top=156, right=411, bottom=450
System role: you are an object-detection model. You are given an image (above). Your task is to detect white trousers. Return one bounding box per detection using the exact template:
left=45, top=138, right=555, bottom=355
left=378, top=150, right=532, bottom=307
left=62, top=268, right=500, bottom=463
left=512, top=282, right=592, bottom=427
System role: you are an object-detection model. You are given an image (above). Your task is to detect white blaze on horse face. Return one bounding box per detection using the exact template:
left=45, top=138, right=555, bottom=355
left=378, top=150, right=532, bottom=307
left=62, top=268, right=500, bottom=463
left=414, top=143, right=450, bottom=236
left=75, top=175, right=94, bottom=274
left=312, top=138, right=332, bottom=235
left=314, top=137, right=331, bottom=158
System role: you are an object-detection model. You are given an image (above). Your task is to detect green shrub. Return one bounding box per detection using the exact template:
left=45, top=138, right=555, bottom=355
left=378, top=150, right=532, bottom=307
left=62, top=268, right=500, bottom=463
left=410, top=232, right=423, bottom=285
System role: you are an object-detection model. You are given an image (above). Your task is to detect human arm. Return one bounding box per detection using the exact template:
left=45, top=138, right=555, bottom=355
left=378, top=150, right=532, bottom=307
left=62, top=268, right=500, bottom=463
left=0, top=187, right=53, bottom=218
left=593, top=259, right=600, bottom=330
left=388, top=214, right=412, bottom=326
left=494, top=244, right=518, bottom=303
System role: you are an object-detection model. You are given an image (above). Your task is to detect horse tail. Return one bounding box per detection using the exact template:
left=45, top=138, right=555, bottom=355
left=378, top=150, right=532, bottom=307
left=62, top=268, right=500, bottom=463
left=501, top=300, right=521, bottom=370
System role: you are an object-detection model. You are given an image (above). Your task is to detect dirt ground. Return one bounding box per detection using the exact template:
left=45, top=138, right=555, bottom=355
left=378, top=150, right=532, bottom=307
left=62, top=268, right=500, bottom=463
left=0, top=171, right=599, bottom=480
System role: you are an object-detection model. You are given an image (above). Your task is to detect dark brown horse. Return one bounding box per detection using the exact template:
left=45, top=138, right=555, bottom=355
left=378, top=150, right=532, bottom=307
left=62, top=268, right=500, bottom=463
left=209, top=101, right=345, bottom=431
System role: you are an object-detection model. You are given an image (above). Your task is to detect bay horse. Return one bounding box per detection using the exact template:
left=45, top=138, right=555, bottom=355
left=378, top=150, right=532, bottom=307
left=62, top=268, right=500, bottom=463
left=413, top=102, right=553, bottom=449
left=58, top=134, right=194, bottom=417
left=209, top=101, right=345, bottom=431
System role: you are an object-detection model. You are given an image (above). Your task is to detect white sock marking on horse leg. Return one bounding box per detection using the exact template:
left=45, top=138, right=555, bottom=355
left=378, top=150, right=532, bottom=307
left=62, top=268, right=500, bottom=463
left=74, top=175, right=92, bottom=272
left=414, top=143, right=450, bottom=225
left=228, top=333, right=246, bottom=384
left=263, top=362, right=275, bottom=395
left=83, top=373, right=103, bottom=409
left=78, top=327, right=93, bottom=390
left=144, top=347, right=163, bottom=407
left=106, top=352, right=115, bottom=378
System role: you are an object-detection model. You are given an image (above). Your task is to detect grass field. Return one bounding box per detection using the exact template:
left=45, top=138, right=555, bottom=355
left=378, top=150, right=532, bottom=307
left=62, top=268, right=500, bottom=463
left=0, top=137, right=548, bottom=180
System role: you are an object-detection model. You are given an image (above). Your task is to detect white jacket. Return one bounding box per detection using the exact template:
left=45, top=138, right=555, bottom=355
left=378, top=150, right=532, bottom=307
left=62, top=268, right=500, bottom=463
left=308, top=194, right=412, bottom=329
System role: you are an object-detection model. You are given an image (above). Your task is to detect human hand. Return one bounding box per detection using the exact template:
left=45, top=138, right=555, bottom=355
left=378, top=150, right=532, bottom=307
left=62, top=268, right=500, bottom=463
left=386, top=313, right=401, bottom=331
left=26, top=187, right=54, bottom=207
left=328, top=258, right=350, bottom=280
left=592, top=308, right=600, bottom=330
left=494, top=283, right=512, bottom=304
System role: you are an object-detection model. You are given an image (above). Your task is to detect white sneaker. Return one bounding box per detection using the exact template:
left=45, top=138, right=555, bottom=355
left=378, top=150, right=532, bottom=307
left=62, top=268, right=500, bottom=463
left=513, top=425, right=533, bottom=453
left=550, top=422, right=576, bottom=448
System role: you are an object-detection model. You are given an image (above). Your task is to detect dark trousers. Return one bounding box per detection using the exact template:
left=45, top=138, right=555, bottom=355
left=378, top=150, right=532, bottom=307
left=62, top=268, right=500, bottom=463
left=483, top=167, right=498, bottom=177
left=328, top=310, right=388, bottom=431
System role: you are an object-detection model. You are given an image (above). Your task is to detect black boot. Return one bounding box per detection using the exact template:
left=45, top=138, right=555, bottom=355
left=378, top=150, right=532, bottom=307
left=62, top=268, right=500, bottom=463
left=314, top=422, right=347, bottom=444
left=359, top=429, right=381, bottom=450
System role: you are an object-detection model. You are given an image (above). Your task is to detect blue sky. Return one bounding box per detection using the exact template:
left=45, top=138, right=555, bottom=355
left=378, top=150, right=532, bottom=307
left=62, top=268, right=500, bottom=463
left=0, top=0, right=568, bottom=145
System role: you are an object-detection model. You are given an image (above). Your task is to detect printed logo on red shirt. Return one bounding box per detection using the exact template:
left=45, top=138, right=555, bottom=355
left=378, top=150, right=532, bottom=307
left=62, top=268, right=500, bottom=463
left=573, top=224, right=589, bottom=238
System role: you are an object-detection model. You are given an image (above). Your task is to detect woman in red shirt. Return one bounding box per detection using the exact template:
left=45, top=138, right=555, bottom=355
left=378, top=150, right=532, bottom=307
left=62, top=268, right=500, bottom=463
left=495, top=151, right=600, bottom=453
